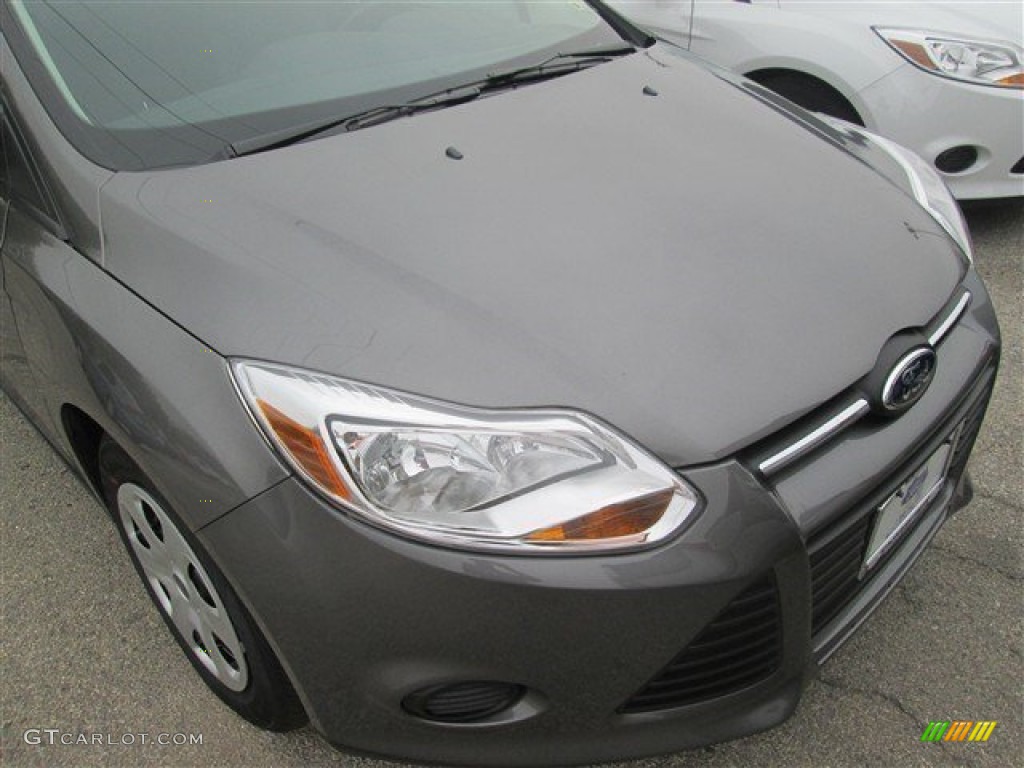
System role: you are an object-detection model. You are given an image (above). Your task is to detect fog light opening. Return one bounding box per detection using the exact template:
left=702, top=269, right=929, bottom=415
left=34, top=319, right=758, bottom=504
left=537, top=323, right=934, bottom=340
left=402, top=681, right=526, bottom=724
left=934, top=145, right=979, bottom=175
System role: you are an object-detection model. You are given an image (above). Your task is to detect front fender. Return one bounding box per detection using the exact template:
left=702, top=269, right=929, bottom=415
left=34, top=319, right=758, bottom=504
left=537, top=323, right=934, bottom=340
left=688, top=2, right=903, bottom=128
left=3, top=230, right=289, bottom=530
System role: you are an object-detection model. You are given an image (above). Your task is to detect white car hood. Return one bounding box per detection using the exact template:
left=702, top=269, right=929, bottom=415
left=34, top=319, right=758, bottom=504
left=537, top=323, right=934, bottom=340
left=779, top=0, right=1022, bottom=42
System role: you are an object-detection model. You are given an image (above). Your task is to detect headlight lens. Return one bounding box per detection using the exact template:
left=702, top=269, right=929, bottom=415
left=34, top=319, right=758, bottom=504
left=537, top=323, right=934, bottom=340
left=232, top=360, right=699, bottom=552
left=816, top=115, right=973, bottom=262
left=876, top=28, right=1024, bottom=89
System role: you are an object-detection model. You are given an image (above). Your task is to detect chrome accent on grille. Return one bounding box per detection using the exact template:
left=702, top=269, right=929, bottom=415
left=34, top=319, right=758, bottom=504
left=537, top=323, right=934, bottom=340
left=759, top=399, right=870, bottom=476
left=760, top=291, right=970, bottom=477
left=928, top=291, right=971, bottom=347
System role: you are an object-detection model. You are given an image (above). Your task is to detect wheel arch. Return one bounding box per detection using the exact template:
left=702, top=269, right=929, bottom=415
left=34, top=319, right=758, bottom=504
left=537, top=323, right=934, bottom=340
left=60, top=402, right=106, bottom=499
left=744, top=66, right=867, bottom=126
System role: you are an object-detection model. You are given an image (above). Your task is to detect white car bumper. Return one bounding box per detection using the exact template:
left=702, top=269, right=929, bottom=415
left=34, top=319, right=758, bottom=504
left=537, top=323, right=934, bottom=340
left=858, top=63, right=1024, bottom=200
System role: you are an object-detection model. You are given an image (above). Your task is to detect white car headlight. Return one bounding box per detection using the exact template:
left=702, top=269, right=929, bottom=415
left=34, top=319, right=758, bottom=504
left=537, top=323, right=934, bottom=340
left=816, top=115, right=973, bottom=263
left=875, top=28, right=1024, bottom=89
left=231, top=360, right=699, bottom=553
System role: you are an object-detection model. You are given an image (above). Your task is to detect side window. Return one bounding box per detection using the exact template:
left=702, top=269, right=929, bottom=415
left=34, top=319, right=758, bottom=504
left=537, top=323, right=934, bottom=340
left=1, top=100, right=62, bottom=232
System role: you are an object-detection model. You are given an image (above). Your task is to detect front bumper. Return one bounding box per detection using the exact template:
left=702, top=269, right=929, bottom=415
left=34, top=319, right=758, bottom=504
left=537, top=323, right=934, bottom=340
left=198, top=273, right=999, bottom=766
left=857, top=62, right=1024, bottom=200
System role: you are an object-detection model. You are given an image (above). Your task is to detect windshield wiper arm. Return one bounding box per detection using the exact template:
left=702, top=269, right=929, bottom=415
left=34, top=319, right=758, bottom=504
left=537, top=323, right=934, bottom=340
left=219, top=87, right=482, bottom=159
left=216, top=43, right=635, bottom=159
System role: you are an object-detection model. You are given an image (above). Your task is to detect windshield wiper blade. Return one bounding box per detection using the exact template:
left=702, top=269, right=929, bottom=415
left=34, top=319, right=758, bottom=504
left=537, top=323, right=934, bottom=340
left=335, top=86, right=484, bottom=133
left=219, top=87, right=482, bottom=159
left=483, top=43, right=637, bottom=85
left=216, top=44, right=635, bottom=159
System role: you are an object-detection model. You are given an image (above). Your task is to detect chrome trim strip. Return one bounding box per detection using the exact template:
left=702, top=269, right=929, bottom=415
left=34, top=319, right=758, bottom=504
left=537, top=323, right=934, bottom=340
left=761, top=290, right=971, bottom=477
left=759, top=399, right=871, bottom=476
left=928, top=291, right=971, bottom=347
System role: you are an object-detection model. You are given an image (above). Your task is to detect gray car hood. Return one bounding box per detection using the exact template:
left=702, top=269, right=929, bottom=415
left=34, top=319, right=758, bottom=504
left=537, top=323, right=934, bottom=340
left=99, top=46, right=964, bottom=466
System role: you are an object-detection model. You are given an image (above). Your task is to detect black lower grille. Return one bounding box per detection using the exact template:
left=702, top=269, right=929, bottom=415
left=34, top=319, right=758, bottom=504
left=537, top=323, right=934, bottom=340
left=1011, top=156, right=1024, bottom=175
left=947, top=395, right=988, bottom=482
left=809, top=515, right=871, bottom=635
left=619, top=576, right=781, bottom=713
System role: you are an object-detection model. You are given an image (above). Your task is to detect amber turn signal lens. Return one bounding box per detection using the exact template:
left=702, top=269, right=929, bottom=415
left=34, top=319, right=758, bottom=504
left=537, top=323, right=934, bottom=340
left=890, top=40, right=935, bottom=70
left=256, top=399, right=352, bottom=500
left=525, top=489, right=674, bottom=542
left=997, top=72, right=1024, bottom=87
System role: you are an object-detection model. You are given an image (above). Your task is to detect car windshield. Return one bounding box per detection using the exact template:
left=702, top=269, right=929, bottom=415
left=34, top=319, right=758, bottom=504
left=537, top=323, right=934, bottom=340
left=8, top=0, right=628, bottom=170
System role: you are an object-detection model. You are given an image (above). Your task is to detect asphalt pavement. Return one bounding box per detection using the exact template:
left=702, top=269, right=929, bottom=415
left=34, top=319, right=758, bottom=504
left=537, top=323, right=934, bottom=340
left=2, top=201, right=1021, bottom=768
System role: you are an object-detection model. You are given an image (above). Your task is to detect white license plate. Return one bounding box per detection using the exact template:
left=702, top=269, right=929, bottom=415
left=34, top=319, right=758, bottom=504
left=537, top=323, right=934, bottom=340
left=863, top=440, right=955, bottom=570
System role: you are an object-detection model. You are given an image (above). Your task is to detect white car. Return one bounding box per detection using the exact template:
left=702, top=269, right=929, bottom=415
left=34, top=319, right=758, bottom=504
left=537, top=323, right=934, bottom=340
left=606, top=0, right=1024, bottom=200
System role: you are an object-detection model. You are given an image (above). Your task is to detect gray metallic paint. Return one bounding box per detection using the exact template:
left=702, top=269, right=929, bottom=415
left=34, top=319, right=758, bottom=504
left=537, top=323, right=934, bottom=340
left=97, top=48, right=964, bottom=467
left=189, top=277, right=997, bottom=764
left=3, top=38, right=288, bottom=529
left=772, top=271, right=998, bottom=533
left=198, top=461, right=809, bottom=766
left=1, top=38, right=109, bottom=262
left=1, top=213, right=288, bottom=527
left=0, top=21, right=1001, bottom=767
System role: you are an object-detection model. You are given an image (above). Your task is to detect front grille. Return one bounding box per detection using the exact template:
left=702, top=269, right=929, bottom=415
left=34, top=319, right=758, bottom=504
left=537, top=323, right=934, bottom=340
left=619, top=576, right=781, bottom=714
left=746, top=290, right=975, bottom=479
left=808, top=383, right=992, bottom=638
left=1011, top=156, right=1024, bottom=175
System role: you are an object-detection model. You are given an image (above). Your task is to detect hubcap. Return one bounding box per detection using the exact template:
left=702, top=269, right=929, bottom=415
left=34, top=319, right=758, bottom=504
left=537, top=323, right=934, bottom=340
left=117, top=483, right=249, bottom=691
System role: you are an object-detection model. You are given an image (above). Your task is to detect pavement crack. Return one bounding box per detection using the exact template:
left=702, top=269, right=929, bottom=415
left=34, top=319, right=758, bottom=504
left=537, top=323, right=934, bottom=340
left=930, top=543, right=1023, bottom=582
left=817, top=675, right=920, bottom=726
left=893, top=579, right=927, bottom=615
left=816, top=675, right=979, bottom=767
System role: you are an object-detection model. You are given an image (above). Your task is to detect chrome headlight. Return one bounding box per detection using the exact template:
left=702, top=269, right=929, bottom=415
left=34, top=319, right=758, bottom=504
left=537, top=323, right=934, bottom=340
left=817, top=115, right=973, bottom=262
left=875, top=28, right=1024, bottom=89
left=232, top=361, right=699, bottom=553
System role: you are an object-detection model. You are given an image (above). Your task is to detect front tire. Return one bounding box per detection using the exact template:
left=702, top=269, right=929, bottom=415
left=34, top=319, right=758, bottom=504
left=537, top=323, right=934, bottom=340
left=98, top=437, right=306, bottom=731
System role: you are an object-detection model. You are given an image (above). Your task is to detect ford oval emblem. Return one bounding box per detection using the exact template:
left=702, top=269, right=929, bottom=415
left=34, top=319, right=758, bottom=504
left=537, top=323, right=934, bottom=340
left=881, top=347, right=937, bottom=412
